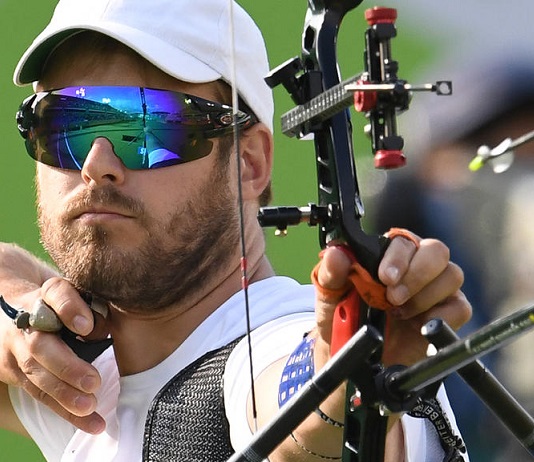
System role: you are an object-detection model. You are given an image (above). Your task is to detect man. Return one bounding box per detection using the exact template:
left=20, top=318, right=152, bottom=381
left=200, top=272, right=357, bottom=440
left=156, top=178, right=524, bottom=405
left=0, top=0, right=471, bottom=460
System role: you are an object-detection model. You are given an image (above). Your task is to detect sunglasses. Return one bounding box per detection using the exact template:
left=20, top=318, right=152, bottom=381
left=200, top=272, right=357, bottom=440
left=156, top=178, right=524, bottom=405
left=16, top=86, right=257, bottom=170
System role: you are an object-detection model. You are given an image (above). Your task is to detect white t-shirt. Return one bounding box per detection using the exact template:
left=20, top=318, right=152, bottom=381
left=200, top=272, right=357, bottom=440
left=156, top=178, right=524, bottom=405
left=9, top=276, right=468, bottom=461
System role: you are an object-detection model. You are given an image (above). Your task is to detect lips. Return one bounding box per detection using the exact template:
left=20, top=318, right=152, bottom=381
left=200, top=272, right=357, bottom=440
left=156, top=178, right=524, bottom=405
left=76, top=207, right=131, bottom=218
left=75, top=207, right=134, bottom=222
left=64, top=187, right=144, bottom=222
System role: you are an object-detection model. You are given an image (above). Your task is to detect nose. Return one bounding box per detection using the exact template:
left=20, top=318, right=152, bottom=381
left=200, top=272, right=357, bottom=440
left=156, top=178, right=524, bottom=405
left=81, top=138, right=127, bottom=186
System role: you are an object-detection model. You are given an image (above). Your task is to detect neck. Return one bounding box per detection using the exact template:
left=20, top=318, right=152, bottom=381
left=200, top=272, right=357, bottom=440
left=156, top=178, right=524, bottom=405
left=107, top=241, right=274, bottom=376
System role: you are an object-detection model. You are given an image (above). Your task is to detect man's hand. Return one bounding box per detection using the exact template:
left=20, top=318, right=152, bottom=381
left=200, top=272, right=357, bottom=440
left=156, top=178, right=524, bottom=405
left=314, top=232, right=471, bottom=366
left=310, top=232, right=470, bottom=461
left=0, top=276, right=107, bottom=434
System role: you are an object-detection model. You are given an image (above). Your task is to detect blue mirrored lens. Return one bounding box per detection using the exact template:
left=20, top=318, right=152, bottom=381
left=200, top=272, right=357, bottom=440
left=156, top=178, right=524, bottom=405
left=18, top=86, right=253, bottom=170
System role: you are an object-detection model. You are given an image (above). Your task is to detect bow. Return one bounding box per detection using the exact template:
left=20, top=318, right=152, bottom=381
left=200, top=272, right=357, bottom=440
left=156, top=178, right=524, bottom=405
left=254, top=2, right=450, bottom=461
left=238, top=3, right=534, bottom=462
left=261, top=4, right=394, bottom=459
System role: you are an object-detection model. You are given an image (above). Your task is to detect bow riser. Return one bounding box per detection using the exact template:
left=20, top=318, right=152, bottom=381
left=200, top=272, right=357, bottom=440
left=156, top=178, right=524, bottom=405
left=302, top=4, right=391, bottom=462
left=303, top=1, right=387, bottom=275
left=261, top=3, right=451, bottom=462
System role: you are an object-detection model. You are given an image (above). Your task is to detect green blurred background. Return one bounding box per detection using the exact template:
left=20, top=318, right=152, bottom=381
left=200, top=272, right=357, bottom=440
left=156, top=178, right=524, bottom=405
left=0, top=0, right=521, bottom=460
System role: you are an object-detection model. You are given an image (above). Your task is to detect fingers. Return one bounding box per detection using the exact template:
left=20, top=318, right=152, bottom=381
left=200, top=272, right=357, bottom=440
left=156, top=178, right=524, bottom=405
left=19, top=377, right=105, bottom=434
left=383, top=290, right=472, bottom=366
left=378, top=232, right=421, bottom=288
left=379, top=236, right=464, bottom=314
left=41, top=277, right=95, bottom=336
left=378, top=234, right=472, bottom=365
left=396, top=260, right=464, bottom=316
left=314, top=235, right=472, bottom=361
left=0, top=277, right=108, bottom=433
left=11, top=329, right=105, bottom=434
left=23, top=329, right=102, bottom=394
left=416, top=290, right=472, bottom=331
left=315, top=247, right=352, bottom=294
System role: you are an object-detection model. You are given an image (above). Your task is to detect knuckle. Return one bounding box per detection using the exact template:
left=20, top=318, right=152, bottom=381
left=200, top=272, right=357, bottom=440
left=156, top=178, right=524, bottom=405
left=425, top=238, right=450, bottom=262
left=25, top=332, right=47, bottom=356
left=18, top=355, right=39, bottom=377
left=389, top=235, right=416, bottom=256
left=399, top=235, right=418, bottom=251
left=50, top=380, right=72, bottom=404
left=35, top=387, right=49, bottom=404
left=21, top=380, right=41, bottom=400
left=41, top=277, right=75, bottom=314
left=57, top=361, right=80, bottom=383
left=18, top=374, right=32, bottom=391
left=457, top=291, right=473, bottom=324
left=448, top=261, right=464, bottom=287
left=435, top=290, right=472, bottom=328
left=41, top=276, right=66, bottom=298
left=65, top=413, right=82, bottom=427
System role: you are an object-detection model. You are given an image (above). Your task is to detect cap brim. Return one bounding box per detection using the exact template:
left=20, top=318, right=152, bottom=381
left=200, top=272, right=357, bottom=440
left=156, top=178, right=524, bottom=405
left=14, top=22, right=222, bottom=86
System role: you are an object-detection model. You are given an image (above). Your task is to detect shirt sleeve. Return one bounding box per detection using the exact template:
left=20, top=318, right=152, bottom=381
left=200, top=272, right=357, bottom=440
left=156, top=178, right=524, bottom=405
left=224, top=312, right=315, bottom=455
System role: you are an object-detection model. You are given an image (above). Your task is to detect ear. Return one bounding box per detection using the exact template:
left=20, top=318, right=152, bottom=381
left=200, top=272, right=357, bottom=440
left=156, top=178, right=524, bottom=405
left=239, top=122, right=274, bottom=202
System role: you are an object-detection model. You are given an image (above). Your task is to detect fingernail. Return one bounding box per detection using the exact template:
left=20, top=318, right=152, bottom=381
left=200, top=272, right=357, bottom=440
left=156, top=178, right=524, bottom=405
left=385, top=266, right=400, bottom=283
left=74, top=394, right=94, bottom=412
left=73, top=315, right=92, bottom=335
left=89, top=417, right=106, bottom=434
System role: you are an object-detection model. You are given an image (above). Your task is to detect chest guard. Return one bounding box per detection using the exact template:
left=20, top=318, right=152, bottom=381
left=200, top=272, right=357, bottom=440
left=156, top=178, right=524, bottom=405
left=143, top=339, right=241, bottom=461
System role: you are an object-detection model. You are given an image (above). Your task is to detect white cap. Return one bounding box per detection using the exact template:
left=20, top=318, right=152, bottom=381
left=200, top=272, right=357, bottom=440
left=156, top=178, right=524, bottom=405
left=13, top=0, right=274, bottom=132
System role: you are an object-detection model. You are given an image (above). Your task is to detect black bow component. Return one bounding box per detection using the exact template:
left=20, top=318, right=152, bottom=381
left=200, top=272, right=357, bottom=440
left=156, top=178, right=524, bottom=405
left=258, top=2, right=453, bottom=461
left=259, top=2, right=450, bottom=274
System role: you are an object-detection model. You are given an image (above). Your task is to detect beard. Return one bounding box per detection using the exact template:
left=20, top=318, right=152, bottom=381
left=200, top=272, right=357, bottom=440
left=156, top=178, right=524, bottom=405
left=37, top=162, right=240, bottom=313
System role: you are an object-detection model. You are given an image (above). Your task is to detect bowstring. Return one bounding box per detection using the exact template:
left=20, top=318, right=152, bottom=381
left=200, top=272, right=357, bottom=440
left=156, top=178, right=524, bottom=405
left=227, top=0, right=258, bottom=433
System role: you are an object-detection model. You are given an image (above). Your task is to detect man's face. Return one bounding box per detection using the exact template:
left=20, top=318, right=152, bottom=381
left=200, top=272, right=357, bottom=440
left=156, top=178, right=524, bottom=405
left=36, top=47, right=241, bottom=313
